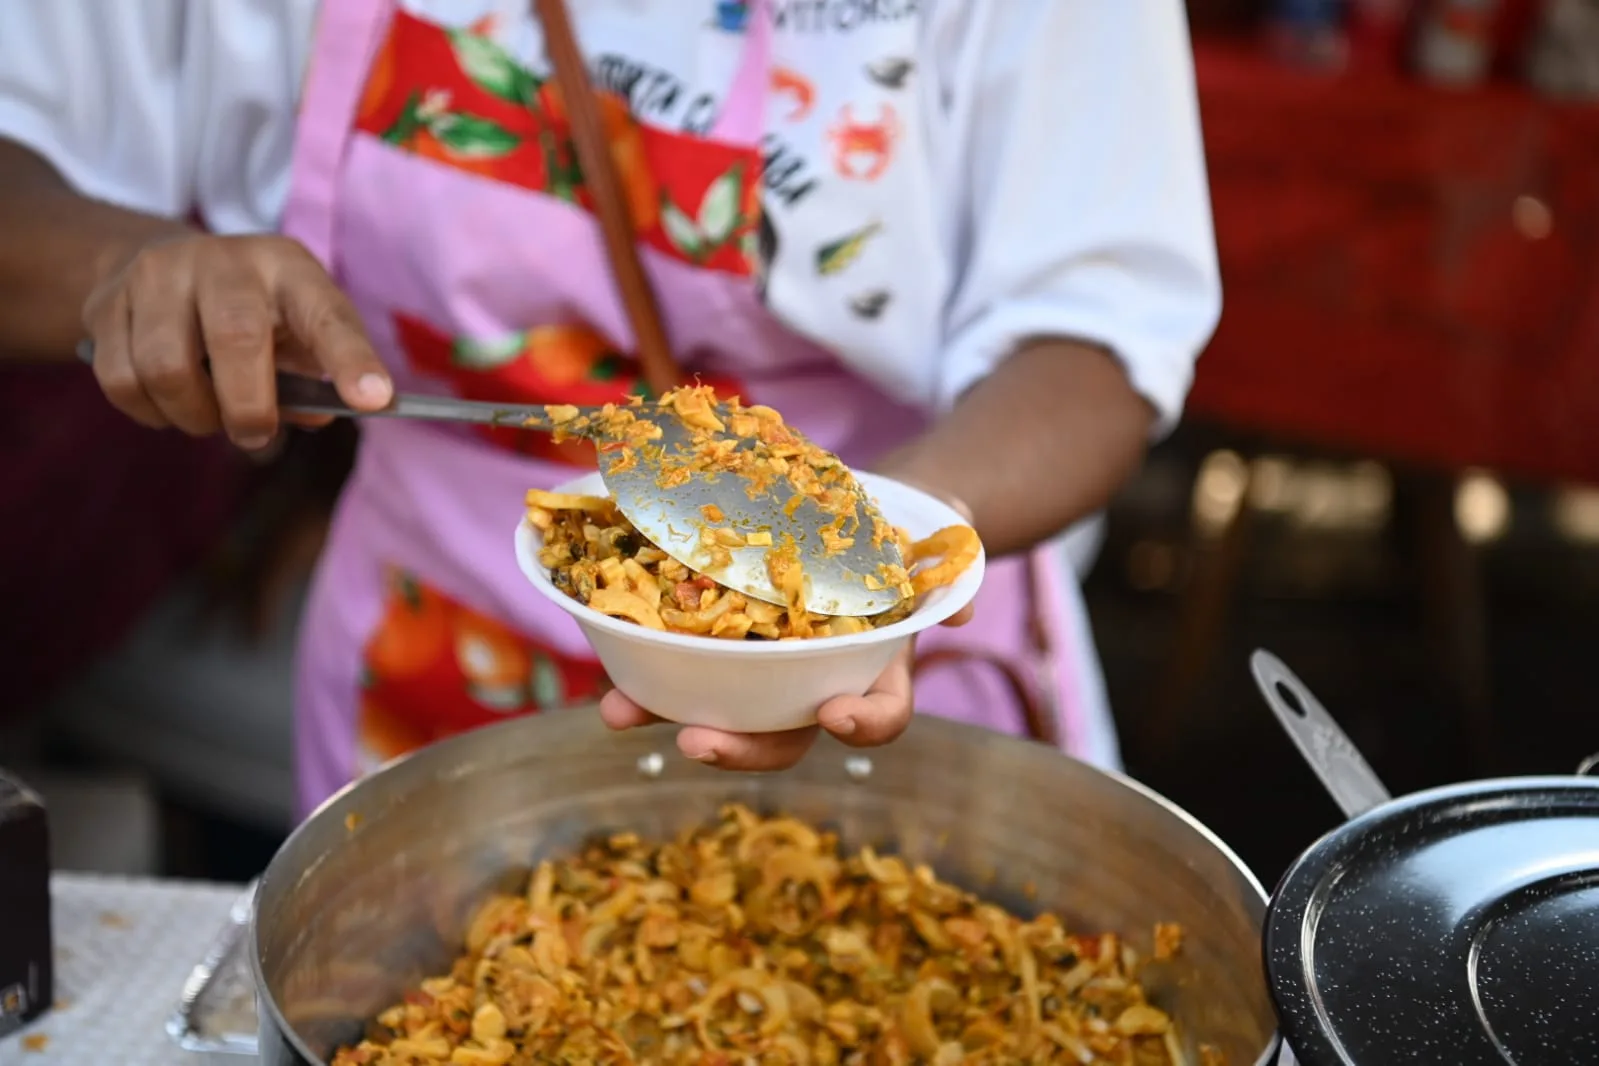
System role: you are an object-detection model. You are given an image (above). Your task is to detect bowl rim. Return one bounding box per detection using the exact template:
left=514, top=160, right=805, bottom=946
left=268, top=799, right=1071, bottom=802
left=515, top=469, right=986, bottom=657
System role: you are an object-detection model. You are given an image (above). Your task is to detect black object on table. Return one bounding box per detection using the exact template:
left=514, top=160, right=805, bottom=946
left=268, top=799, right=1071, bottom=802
left=0, top=770, right=52, bottom=1038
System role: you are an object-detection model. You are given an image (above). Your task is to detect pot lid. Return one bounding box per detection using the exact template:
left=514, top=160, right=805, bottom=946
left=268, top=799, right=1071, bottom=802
left=1264, top=776, right=1599, bottom=1066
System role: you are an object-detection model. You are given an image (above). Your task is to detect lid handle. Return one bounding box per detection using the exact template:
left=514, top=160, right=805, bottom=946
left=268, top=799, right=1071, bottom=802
left=1578, top=753, right=1599, bottom=777
left=1250, top=650, right=1394, bottom=821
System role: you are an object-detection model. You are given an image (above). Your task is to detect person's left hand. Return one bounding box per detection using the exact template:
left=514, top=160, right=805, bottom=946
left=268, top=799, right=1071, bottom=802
left=599, top=486, right=976, bottom=770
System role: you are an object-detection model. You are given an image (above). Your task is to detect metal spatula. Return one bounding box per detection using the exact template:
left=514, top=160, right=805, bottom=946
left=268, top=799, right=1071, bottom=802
left=75, top=342, right=905, bottom=617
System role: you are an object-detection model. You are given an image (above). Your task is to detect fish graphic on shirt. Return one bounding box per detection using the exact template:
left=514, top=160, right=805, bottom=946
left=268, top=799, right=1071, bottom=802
left=849, top=290, right=892, bottom=319
left=815, top=221, right=883, bottom=276
left=865, top=57, right=914, bottom=90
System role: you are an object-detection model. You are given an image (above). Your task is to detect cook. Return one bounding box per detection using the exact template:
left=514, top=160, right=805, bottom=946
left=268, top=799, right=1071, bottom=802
left=0, top=0, right=1218, bottom=816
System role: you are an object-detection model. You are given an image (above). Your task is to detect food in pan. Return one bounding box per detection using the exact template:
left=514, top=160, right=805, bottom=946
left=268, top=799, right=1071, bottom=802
left=330, top=805, right=1204, bottom=1066
left=528, top=388, right=980, bottom=640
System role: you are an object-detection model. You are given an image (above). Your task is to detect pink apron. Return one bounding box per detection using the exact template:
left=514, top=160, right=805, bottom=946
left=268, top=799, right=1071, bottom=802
left=284, top=0, right=1095, bottom=817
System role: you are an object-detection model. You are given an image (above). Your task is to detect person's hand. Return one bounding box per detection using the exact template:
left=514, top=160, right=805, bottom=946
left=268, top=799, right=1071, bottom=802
left=82, top=233, right=393, bottom=450
left=600, top=486, right=977, bottom=770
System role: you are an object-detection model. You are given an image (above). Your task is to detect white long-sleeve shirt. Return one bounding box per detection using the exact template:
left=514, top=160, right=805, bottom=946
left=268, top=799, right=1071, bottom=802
left=0, top=0, right=1219, bottom=426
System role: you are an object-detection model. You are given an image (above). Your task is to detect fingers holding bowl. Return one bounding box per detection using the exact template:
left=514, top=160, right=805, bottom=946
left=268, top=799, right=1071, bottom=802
left=599, top=640, right=916, bottom=764
left=943, top=601, right=976, bottom=628
left=675, top=725, right=820, bottom=770
left=599, top=689, right=824, bottom=771
left=598, top=688, right=661, bottom=732
left=816, top=643, right=915, bottom=747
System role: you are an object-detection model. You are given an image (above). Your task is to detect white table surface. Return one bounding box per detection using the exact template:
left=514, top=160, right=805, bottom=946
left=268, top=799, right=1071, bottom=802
left=0, top=874, right=247, bottom=1066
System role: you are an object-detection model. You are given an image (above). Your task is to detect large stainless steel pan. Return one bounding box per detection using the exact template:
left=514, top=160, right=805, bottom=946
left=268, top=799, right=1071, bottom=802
left=250, top=711, right=1280, bottom=1064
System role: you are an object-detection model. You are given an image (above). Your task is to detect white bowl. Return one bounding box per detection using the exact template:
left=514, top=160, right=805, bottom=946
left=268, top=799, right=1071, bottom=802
left=515, top=471, right=985, bottom=733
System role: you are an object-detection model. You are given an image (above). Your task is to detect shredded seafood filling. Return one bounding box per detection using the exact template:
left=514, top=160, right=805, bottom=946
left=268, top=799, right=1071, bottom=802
left=528, top=388, right=979, bottom=639
left=331, top=806, right=1217, bottom=1066
left=529, top=489, right=979, bottom=639
left=548, top=387, right=872, bottom=531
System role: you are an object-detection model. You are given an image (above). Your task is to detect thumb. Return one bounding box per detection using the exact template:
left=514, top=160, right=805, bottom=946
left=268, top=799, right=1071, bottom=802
left=271, top=246, right=392, bottom=412
left=942, top=601, right=976, bottom=628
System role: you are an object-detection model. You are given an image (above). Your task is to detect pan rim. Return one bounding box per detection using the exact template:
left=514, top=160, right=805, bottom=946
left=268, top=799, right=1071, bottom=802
left=1262, top=774, right=1599, bottom=1066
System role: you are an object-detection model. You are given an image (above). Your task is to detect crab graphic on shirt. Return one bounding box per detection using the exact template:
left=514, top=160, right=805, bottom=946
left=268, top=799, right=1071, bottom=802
left=827, top=103, right=900, bottom=181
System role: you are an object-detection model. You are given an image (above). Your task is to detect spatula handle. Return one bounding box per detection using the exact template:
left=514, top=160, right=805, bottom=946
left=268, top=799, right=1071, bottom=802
left=1250, top=649, right=1393, bottom=820
left=73, top=339, right=554, bottom=429
left=74, top=339, right=347, bottom=412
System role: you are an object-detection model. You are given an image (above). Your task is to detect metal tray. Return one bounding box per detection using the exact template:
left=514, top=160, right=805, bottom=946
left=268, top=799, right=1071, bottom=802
left=167, top=880, right=260, bottom=1061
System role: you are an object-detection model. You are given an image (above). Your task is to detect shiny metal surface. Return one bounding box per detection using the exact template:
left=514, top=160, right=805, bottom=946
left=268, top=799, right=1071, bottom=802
left=599, top=434, right=905, bottom=618
left=1255, top=649, right=1599, bottom=1066
left=1249, top=651, right=1392, bottom=819
left=1265, top=778, right=1599, bottom=1066
left=73, top=339, right=902, bottom=617
left=167, top=881, right=259, bottom=1060
left=251, top=711, right=1280, bottom=1066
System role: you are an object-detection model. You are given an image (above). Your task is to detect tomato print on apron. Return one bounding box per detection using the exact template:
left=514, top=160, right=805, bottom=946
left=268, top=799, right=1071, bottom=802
left=285, top=0, right=1108, bottom=818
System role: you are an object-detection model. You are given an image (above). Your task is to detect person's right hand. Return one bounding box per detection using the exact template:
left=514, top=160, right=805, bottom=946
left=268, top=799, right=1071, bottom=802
left=82, top=233, right=393, bottom=450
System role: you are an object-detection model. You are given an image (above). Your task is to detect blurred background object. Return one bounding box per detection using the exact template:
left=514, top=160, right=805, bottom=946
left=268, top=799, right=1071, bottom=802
left=4, top=0, right=1598, bottom=890
left=1110, top=0, right=1599, bottom=880
left=1413, top=0, right=1502, bottom=85
left=1524, top=0, right=1599, bottom=97
left=1264, top=0, right=1351, bottom=71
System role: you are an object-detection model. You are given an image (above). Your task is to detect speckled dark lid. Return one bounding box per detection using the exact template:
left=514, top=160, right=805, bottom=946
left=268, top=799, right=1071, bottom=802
left=1264, top=777, right=1599, bottom=1066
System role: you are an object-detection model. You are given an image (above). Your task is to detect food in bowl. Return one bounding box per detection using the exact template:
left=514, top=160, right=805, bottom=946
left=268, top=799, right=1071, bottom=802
left=330, top=805, right=1204, bottom=1066
left=528, top=386, right=980, bottom=639
left=527, top=489, right=979, bottom=640
left=515, top=471, right=984, bottom=732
